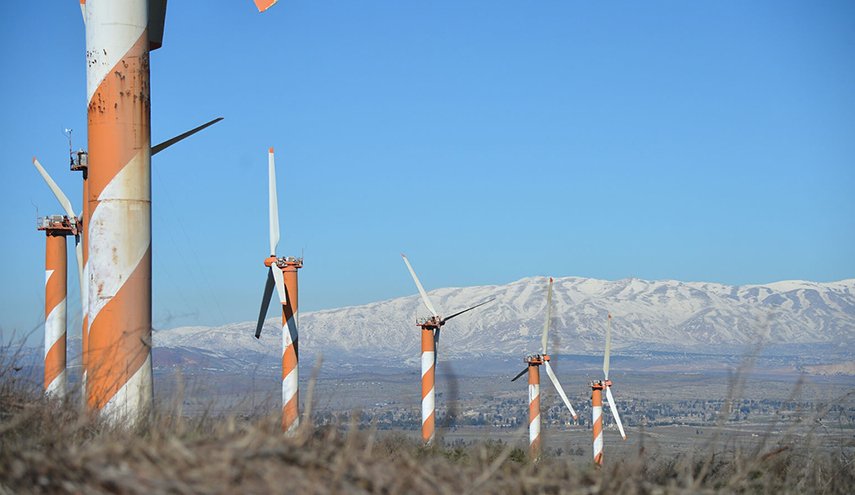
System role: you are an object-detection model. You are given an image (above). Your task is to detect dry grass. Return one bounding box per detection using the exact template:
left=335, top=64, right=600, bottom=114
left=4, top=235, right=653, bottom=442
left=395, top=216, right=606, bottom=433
left=1, top=348, right=853, bottom=494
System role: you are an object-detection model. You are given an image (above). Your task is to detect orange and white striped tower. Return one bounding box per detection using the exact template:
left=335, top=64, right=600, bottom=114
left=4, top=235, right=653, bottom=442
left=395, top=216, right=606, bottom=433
left=510, top=278, right=579, bottom=461
left=80, top=2, right=277, bottom=421
left=261, top=255, right=303, bottom=432
left=591, top=313, right=627, bottom=465
left=402, top=254, right=494, bottom=446
left=526, top=355, right=543, bottom=459
left=256, top=148, right=304, bottom=433
left=32, top=158, right=84, bottom=398
left=280, top=257, right=302, bottom=432
left=83, top=0, right=155, bottom=420
left=37, top=216, right=77, bottom=397
left=591, top=380, right=605, bottom=465
left=512, top=351, right=579, bottom=461
left=419, top=318, right=439, bottom=445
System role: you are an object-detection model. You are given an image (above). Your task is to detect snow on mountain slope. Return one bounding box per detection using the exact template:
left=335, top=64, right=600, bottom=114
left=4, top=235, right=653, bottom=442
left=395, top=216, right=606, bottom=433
left=155, top=276, right=855, bottom=363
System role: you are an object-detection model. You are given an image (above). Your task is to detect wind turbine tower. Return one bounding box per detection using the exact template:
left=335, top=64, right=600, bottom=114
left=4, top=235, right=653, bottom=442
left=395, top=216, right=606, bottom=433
left=401, top=254, right=493, bottom=445
left=255, top=148, right=303, bottom=433
left=591, top=313, right=627, bottom=465
left=510, top=277, right=578, bottom=460
left=79, top=0, right=276, bottom=422
left=80, top=0, right=162, bottom=420
left=32, top=157, right=85, bottom=399
left=36, top=214, right=76, bottom=398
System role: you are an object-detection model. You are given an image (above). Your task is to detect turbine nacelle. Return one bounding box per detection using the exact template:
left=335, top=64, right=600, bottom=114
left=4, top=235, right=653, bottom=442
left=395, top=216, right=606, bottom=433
left=525, top=353, right=550, bottom=365
left=416, top=316, right=442, bottom=328
left=264, top=255, right=304, bottom=269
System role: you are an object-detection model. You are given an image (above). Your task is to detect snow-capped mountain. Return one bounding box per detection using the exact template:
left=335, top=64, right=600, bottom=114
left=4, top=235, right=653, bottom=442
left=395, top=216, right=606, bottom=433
left=154, top=276, right=855, bottom=365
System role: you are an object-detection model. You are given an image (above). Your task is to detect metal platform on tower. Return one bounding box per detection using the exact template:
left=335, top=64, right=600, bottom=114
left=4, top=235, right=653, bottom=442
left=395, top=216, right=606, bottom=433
left=36, top=215, right=78, bottom=236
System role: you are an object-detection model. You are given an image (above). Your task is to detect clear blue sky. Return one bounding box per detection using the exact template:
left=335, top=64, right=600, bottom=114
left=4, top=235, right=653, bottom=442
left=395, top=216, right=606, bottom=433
left=1, top=1, right=853, bottom=343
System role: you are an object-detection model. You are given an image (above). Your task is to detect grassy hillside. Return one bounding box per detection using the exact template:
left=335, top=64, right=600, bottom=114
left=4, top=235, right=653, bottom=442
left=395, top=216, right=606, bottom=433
left=1, top=349, right=852, bottom=494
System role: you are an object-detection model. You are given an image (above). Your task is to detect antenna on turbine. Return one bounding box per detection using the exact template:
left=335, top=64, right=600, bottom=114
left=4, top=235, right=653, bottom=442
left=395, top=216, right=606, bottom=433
left=63, top=128, right=73, bottom=166
left=63, top=128, right=88, bottom=175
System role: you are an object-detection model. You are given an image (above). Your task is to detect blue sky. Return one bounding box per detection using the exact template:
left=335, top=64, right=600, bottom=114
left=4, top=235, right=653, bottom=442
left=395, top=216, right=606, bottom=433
left=1, top=1, right=853, bottom=342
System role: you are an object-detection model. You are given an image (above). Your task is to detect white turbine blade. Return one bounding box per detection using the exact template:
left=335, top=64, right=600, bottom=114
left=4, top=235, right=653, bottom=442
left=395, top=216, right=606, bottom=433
left=544, top=360, right=578, bottom=420
left=401, top=254, right=438, bottom=317
left=605, top=386, right=627, bottom=440
left=32, top=157, right=76, bottom=219
left=268, top=147, right=280, bottom=256
left=271, top=265, right=287, bottom=305
left=74, top=237, right=84, bottom=303
left=603, top=313, right=612, bottom=380
left=541, top=277, right=554, bottom=355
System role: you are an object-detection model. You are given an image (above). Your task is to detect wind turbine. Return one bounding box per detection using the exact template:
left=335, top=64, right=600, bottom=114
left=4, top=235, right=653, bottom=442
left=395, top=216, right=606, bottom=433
left=510, top=277, right=578, bottom=460
left=32, top=158, right=84, bottom=398
left=401, top=254, right=494, bottom=445
left=255, top=147, right=303, bottom=433
left=78, top=0, right=276, bottom=423
left=591, top=313, right=627, bottom=465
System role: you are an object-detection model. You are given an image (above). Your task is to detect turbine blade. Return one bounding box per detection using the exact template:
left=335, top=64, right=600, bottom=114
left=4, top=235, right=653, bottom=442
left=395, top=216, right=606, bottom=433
left=271, top=265, right=287, bottom=305
left=74, top=237, right=84, bottom=306
left=605, top=385, right=627, bottom=440
left=255, top=268, right=276, bottom=338
left=604, top=313, right=612, bottom=380
left=151, top=117, right=224, bottom=156
left=401, top=254, right=438, bottom=317
left=254, top=0, right=280, bottom=13
left=268, top=147, right=280, bottom=256
left=544, top=360, right=578, bottom=419
left=541, top=277, right=554, bottom=355
left=32, top=157, right=76, bottom=219
left=441, top=298, right=495, bottom=324
left=510, top=367, right=528, bottom=382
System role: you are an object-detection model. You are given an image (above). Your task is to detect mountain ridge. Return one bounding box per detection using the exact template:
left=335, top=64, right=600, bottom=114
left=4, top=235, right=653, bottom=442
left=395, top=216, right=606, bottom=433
left=154, top=275, right=855, bottom=365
